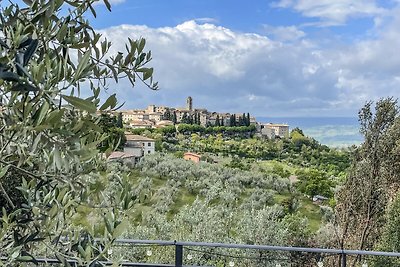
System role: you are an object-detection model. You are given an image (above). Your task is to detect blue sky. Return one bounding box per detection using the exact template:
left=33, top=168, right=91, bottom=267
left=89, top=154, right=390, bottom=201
left=92, top=0, right=389, bottom=34
left=17, top=0, right=400, bottom=117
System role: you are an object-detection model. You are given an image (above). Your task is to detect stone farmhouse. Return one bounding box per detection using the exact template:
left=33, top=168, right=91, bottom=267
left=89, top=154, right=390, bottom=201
left=124, top=134, right=155, bottom=157
left=107, top=134, right=156, bottom=165
left=183, top=152, right=202, bottom=163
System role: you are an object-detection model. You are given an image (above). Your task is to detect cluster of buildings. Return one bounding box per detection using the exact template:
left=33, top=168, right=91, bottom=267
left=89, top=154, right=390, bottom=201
left=117, top=96, right=290, bottom=139
left=118, top=97, right=257, bottom=129
left=107, top=97, right=290, bottom=164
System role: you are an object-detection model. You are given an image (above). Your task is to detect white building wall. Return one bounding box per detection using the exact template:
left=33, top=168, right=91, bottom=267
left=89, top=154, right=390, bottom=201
left=142, top=141, right=155, bottom=155
left=261, top=127, right=276, bottom=139
left=123, top=146, right=143, bottom=157
left=124, top=140, right=155, bottom=157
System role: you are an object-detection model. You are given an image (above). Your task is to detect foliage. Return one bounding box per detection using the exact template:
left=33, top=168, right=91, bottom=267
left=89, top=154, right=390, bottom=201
left=0, top=167, right=28, bottom=213
left=176, top=123, right=256, bottom=136
left=0, top=0, right=156, bottom=265
left=163, top=132, right=350, bottom=176
left=283, top=213, right=315, bottom=265
left=113, top=157, right=285, bottom=264
left=95, top=154, right=331, bottom=266
left=291, top=127, right=304, bottom=136
left=373, top=194, right=400, bottom=266
left=290, top=129, right=312, bottom=150
left=295, top=169, right=334, bottom=198
left=335, top=98, right=400, bottom=265
left=98, top=113, right=126, bottom=152
left=225, top=156, right=251, bottom=170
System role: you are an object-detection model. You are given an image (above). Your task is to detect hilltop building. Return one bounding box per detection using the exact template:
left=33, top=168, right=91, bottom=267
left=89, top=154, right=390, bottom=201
left=120, top=97, right=256, bottom=129
left=259, top=123, right=290, bottom=138
left=117, top=97, right=290, bottom=138
left=260, top=127, right=276, bottom=139
left=187, top=96, right=193, bottom=111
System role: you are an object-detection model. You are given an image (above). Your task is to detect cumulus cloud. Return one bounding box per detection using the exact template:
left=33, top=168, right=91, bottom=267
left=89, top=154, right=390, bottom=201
left=272, top=0, right=386, bottom=26
left=98, top=18, right=400, bottom=117
left=263, top=25, right=306, bottom=41
left=193, top=17, right=219, bottom=24
left=330, top=8, right=400, bottom=106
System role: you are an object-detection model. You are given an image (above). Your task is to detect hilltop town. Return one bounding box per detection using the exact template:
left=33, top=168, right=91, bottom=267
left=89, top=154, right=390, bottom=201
left=118, top=96, right=290, bottom=139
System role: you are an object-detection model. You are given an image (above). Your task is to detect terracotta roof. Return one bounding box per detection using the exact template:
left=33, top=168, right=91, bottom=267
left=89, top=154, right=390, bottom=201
left=156, top=120, right=174, bottom=125
left=128, top=120, right=153, bottom=125
left=125, top=134, right=155, bottom=142
left=184, top=152, right=201, bottom=158
left=107, top=151, right=135, bottom=160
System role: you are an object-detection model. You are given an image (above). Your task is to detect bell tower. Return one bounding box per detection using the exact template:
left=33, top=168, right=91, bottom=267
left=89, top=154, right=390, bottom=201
left=186, top=96, right=193, bottom=111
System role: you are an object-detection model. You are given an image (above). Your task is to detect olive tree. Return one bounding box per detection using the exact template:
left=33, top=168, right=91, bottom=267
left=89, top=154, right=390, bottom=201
left=0, top=0, right=157, bottom=265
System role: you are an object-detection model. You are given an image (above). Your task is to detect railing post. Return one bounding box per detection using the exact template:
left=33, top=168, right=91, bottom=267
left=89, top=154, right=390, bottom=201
left=341, top=252, right=346, bottom=267
left=175, top=243, right=183, bottom=267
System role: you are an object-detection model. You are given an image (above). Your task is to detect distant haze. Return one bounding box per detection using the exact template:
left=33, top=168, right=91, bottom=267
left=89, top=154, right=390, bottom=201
left=258, top=117, right=363, bottom=147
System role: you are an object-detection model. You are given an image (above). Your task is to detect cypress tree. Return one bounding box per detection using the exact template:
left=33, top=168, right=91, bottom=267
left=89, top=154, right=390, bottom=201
left=188, top=114, right=193, bottom=124
left=246, top=113, right=251, bottom=126
left=172, top=111, right=177, bottom=124
left=182, top=112, right=188, bottom=124
left=215, top=115, right=220, bottom=126
left=116, top=112, right=123, bottom=128
left=164, top=110, right=171, bottom=120
left=238, top=115, right=244, bottom=126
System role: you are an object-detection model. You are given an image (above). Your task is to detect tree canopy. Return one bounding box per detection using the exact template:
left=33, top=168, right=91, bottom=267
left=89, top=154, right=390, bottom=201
left=0, top=0, right=156, bottom=265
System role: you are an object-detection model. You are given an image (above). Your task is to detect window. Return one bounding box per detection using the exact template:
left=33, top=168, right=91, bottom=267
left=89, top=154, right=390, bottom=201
left=147, top=150, right=151, bottom=154
left=148, top=142, right=151, bottom=146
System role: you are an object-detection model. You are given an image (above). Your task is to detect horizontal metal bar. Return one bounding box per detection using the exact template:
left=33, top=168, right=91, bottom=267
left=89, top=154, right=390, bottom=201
left=2, top=258, right=171, bottom=266
left=112, top=239, right=177, bottom=246
left=113, top=239, right=400, bottom=258
left=1, top=257, right=199, bottom=267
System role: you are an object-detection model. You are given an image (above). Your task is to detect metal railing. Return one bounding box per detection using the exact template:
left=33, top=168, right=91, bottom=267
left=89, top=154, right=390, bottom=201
left=113, top=239, right=400, bottom=267
left=4, top=239, right=400, bottom=266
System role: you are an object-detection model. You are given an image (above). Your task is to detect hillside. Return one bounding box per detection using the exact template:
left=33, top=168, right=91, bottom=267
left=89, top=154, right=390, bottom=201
left=82, top=150, right=339, bottom=266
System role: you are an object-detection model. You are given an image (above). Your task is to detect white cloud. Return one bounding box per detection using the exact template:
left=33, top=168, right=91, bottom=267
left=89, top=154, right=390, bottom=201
left=97, top=18, right=400, bottom=117
left=263, top=25, right=306, bottom=41
left=193, top=18, right=219, bottom=24
left=272, top=0, right=386, bottom=26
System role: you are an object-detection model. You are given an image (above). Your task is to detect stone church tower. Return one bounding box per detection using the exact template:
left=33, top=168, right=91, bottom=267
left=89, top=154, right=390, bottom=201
left=187, top=96, right=193, bottom=111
